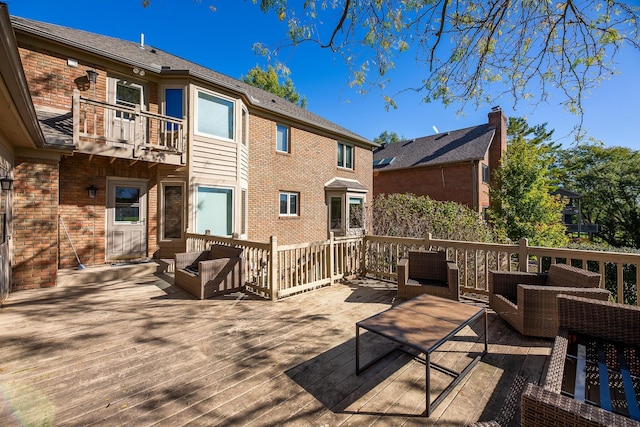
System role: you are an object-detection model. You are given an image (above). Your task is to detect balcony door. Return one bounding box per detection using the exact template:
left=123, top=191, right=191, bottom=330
left=109, top=79, right=145, bottom=142
left=106, top=179, right=147, bottom=260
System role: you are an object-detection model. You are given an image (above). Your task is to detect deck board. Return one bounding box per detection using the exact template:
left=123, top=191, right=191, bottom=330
left=0, top=270, right=552, bottom=426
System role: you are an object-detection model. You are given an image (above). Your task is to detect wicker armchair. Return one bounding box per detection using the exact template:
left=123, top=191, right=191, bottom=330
left=489, top=264, right=609, bottom=338
left=174, top=244, right=245, bottom=299
left=397, top=251, right=459, bottom=301
left=521, top=295, right=640, bottom=426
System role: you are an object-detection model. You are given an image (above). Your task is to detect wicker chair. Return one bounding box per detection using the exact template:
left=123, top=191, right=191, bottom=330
left=521, top=295, right=640, bottom=426
left=174, top=244, right=245, bottom=299
left=489, top=263, right=610, bottom=338
left=397, top=251, right=459, bottom=301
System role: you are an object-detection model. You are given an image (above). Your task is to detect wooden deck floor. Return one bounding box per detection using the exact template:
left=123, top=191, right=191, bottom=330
left=0, top=268, right=552, bottom=426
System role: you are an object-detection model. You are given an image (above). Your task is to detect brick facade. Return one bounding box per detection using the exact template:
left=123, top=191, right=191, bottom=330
left=12, top=157, right=59, bottom=289
left=374, top=162, right=483, bottom=209
left=58, top=154, right=159, bottom=269
left=373, top=109, right=506, bottom=213
left=248, top=115, right=373, bottom=244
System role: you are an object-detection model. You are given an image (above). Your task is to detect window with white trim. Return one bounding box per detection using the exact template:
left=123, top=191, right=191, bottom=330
left=279, top=192, right=299, bottom=216
left=195, top=90, right=234, bottom=140
left=276, top=124, right=289, bottom=153
left=348, top=197, right=364, bottom=229
left=482, top=164, right=490, bottom=183
left=337, top=142, right=354, bottom=169
left=196, top=186, right=233, bottom=236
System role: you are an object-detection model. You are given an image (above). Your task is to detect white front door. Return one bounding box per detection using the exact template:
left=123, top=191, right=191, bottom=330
left=106, top=180, right=147, bottom=260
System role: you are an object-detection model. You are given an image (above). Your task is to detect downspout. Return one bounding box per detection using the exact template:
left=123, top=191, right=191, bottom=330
left=472, top=161, right=478, bottom=211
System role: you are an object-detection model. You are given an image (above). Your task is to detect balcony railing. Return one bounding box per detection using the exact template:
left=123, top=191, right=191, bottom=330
left=186, top=233, right=640, bottom=304
left=72, top=89, right=185, bottom=161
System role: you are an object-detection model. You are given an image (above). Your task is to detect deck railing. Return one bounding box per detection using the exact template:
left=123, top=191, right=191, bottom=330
left=185, top=233, right=639, bottom=304
left=72, top=89, right=185, bottom=155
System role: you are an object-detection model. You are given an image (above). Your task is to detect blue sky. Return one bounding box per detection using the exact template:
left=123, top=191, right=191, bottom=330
left=7, top=0, right=640, bottom=151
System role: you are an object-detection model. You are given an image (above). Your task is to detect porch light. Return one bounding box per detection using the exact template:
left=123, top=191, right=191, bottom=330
left=86, top=69, right=99, bottom=84
left=87, top=185, right=98, bottom=199
left=0, top=176, right=13, bottom=191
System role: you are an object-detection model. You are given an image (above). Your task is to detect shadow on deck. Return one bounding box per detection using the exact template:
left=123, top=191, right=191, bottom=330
left=0, top=269, right=551, bottom=426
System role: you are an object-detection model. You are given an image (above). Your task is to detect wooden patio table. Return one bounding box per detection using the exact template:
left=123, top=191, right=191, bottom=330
left=355, top=294, right=488, bottom=416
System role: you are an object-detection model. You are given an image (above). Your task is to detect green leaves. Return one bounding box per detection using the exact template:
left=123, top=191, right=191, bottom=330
left=242, top=64, right=308, bottom=108
left=489, top=117, right=568, bottom=247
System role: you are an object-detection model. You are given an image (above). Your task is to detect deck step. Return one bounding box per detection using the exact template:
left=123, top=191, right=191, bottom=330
left=57, top=260, right=172, bottom=287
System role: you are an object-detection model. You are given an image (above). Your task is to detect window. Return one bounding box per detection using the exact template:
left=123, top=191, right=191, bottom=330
left=330, top=197, right=342, bottom=230
left=196, top=187, right=233, bottom=236
left=276, top=124, right=289, bottom=153
left=115, top=81, right=143, bottom=120
left=279, top=192, right=299, bottom=216
left=164, top=88, right=183, bottom=128
left=162, top=184, right=183, bottom=240
left=196, top=90, right=234, bottom=140
left=482, top=164, right=490, bottom=183
left=337, top=142, right=354, bottom=169
left=349, top=197, right=364, bottom=229
left=114, top=186, right=141, bottom=223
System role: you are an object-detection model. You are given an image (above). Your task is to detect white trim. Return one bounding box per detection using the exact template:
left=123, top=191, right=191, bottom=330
left=193, top=88, right=236, bottom=142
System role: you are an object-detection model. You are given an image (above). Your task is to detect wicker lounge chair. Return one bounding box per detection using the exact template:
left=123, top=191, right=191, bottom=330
left=174, top=244, right=245, bottom=299
left=521, top=295, right=640, bottom=426
left=397, top=251, right=459, bottom=301
left=489, top=264, right=610, bottom=338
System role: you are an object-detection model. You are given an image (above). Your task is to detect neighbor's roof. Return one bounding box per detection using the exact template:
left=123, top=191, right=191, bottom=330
left=10, top=16, right=374, bottom=147
left=372, top=124, right=495, bottom=171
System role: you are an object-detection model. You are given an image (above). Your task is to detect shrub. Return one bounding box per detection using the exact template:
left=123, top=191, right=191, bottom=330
left=368, top=193, right=495, bottom=242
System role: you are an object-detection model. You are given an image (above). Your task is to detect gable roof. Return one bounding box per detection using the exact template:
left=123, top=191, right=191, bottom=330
left=372, top=124, right=495, bottom=171
left=10, top=16, right=374, bottom=148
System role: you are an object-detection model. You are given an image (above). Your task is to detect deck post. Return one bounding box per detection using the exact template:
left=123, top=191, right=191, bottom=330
left=328, top=232, right=335, bottom=285
left=519, top=238, right=529, bottom=272
left=425, top=232, right=432, bottom=251
left=269, top=235, right=278, bottom=301
left=72, top=89, right=80, bottom=145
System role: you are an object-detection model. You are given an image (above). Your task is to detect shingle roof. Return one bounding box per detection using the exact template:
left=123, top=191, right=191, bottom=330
left=372, top=124, right=495, bottom=171
left=10, top=16, right=374, bottom=147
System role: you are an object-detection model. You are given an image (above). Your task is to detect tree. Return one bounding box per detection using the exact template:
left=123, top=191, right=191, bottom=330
left=555, top=142, right=640, bottom=248
left=246, top=0, right=639, bottom=115
left=373, top=130, right=404, bottom=145
left=489, top=117, right=568, bottom=247
left=242, top=64, right=307, bottom=108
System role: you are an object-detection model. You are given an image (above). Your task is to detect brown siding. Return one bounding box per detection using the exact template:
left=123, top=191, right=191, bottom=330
left=248, top=115, right=372, bottom=244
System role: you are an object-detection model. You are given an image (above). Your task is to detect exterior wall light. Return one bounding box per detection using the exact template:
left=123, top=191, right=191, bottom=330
left=86, top=69, right=99, bottom=84
left=0, top=176, right=13, bottom=191
left=87, top=185, right=98, bottom=199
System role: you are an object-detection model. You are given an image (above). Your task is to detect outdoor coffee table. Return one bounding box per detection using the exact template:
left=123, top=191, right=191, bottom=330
left=355, top=294, right=488, bottom=416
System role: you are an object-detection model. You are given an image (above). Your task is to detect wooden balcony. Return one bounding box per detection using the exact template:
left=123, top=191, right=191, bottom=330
left=0, top=266, right=551, bottom=426
left=72, top=89, right=185, bottom=166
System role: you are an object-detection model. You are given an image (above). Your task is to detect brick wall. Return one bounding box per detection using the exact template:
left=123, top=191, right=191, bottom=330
left=248, top=115, right=373, bottom=244
left=12, top=157, right=59, bottom=290
left=58, top=154, right=158, bottom=268
left=374, top=162, right=479, bottom=209
left=18, top=45, right=159, bottom=115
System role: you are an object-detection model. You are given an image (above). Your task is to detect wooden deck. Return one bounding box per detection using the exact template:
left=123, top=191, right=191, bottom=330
left=0, top=266, right=552, bottom=426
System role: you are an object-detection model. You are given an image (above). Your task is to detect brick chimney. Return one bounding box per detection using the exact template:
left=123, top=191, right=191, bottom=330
left=488, top=106, right=507, bottom=176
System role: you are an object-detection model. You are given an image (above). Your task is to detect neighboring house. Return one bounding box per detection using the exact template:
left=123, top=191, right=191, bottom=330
left=373, top=108, right=507, bottom=216
left=0, top=4, right=374, bottom=291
